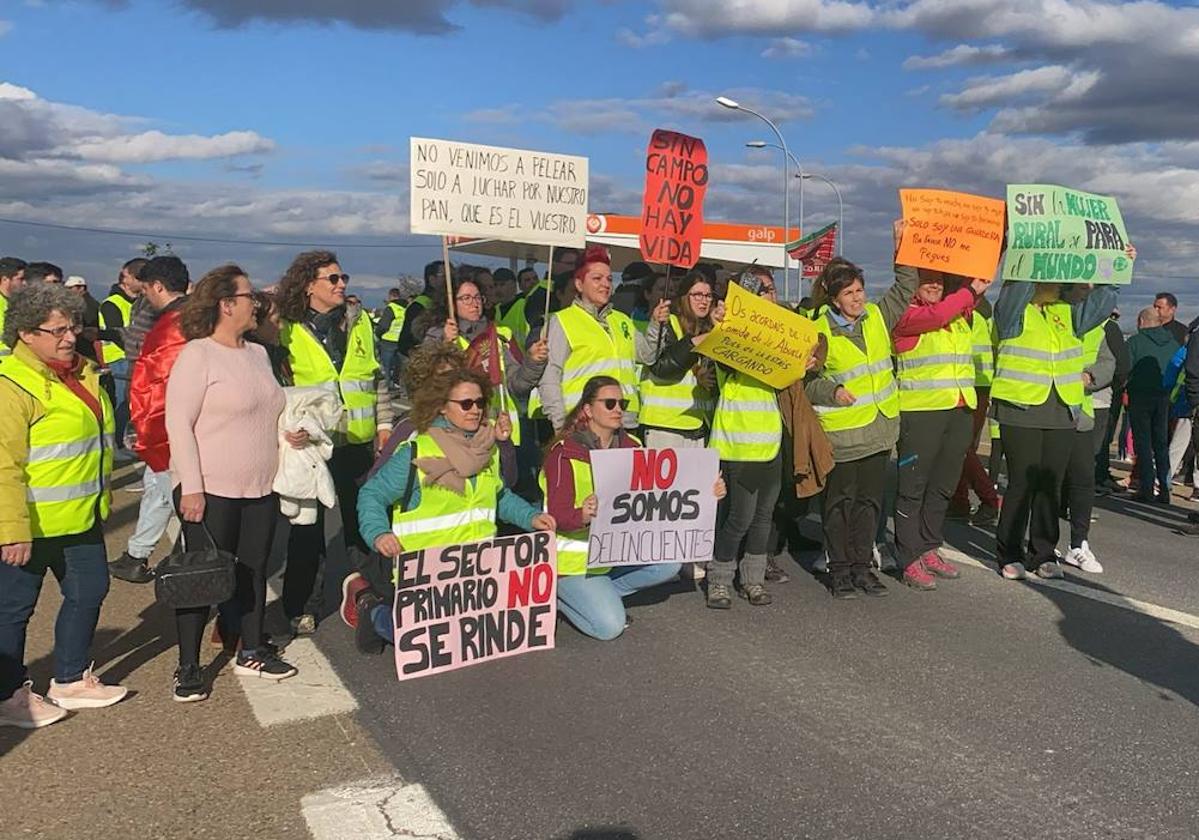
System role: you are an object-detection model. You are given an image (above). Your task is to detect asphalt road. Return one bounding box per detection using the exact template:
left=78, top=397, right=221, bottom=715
left=313, top=486, right=1199, bottom=840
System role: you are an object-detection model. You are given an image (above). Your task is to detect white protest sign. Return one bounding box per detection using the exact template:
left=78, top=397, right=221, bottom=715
left=409, top=137, right=588, bottom=248
left=587, top=447, right=719, bottom=568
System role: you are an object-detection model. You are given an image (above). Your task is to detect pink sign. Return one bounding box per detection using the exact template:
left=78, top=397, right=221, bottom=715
left=393, top=532, right=557, bottom=681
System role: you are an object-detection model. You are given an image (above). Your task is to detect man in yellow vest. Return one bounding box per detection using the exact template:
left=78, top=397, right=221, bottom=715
left=0, top=257, right=28, bottom=357
left=375, top=287, right=407, bottom=386
left=0, top=283, right=129, bottom=729
left=98, top=258, right=145, bottom=452
left=275, top=250, right=393, bottom=635
left=991, top=276, right=1119, bottom=581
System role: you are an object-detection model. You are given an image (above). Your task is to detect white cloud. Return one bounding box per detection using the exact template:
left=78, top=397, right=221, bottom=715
left=903, top=43, right=1010, bottom=69
left=63, top=130, right=274, bottom=164
left=761, top=37, right=812, bottom=59
left=659, top=0, right=875, bottom=36
left=940, top=65, right=1098, bottom=110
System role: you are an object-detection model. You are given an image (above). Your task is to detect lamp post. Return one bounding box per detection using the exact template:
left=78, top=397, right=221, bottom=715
left=718, top=96, right=794, bottom=300
left=747, top=140, right=804, bottom=285
left=799, top=173, right=844, bottom=255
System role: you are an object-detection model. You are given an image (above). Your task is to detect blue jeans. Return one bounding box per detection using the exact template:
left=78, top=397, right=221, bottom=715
left=371, top=603, right=394, bottom=643
left=0, top=530, right=110, bottom=698
left=126, top=466, right=176, bottom=559
left=557, top=563, right=681, bottom=641
left=378, top=340, right=400, bottom=386
left=109, top=358, right=131, bottom=447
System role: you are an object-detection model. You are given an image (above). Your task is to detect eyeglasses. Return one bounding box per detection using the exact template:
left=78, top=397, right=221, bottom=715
left=449, top=397, right=487, bottom=411
left=33, top=324, right=82, bottom=339
left=317, top=273, right=350, bottom=285
left=688, top=291, right=715, bottom=301
left=594, top=397, right=629, bottom=411
left=455, top=294, right=485, bottom=304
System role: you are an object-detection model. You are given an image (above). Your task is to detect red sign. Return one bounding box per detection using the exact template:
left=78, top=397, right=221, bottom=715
left=640, top=129, right=708, bottom=269
left=787, top=222, right=838, bottom=279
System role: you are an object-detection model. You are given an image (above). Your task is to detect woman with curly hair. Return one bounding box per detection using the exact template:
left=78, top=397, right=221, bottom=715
left=274, top=250, right=391, bottom=635
left=348, top=369, right=555, bottom=652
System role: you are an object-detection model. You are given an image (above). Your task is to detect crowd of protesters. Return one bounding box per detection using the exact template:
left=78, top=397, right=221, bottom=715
left=2, top=225, right=1195, bottom=729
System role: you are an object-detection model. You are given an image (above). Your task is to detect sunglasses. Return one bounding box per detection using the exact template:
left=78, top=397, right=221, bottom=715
left=317, top=273, right=350, bottom=285
left=33, top=324, right=81, bottom=339
left=449, top=397, right=487, bottom=411
left=594, top=397, right=629, bottom=411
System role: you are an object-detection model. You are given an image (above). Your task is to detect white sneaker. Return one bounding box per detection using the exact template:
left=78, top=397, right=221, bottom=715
left=0, top=681, right=68, bottom=729
left=47, top=664, right=128, bottom=710
left=1001, top=562, right=1028, bottom=580
left=1063, top=541, right=1103, bottom=574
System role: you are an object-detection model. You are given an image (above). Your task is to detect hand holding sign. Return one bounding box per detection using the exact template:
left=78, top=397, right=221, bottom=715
left=652, top=298, right=671, bottom=325
left=375, top=533, right=402, bottom=558
left=580, top=494, right=599, bottom=525
left=531, top=513, right=556, bottom=531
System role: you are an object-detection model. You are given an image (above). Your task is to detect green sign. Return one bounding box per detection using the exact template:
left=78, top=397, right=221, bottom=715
left=1002, top=184, right=1133, bottom=284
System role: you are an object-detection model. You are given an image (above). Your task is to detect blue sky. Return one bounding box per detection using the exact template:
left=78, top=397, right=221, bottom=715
left=2, top=0, right=1199, bottom=318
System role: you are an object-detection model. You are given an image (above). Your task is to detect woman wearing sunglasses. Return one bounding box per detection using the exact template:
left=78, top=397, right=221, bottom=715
left=542, top=376, right=723, bottom=639
left=354, top=369, right=555, bottom=650
left=417, top=276, right=548, bottom=446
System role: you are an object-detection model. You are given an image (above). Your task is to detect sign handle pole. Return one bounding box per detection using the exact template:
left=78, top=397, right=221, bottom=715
left=541, top=244, right=555, bottom=342
left=442, top=236, right=454, bottom=319
left=655, top=263, right=672, bottom=357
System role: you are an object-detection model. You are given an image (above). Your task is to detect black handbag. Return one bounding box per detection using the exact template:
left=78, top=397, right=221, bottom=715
left=154, top=523, right=237, bottom=609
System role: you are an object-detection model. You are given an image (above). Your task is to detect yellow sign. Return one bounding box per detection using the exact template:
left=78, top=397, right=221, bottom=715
left=696, top=284, right=818, bottom=388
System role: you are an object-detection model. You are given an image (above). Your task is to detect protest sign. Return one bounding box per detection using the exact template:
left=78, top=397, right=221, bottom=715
left=587, top=447, right=719, bottom=568
left=695, top=282, right=819, bottom=388
left=896, top=189, right=1005, bottom=279
left=393, top=532, right=557, bottom=681
left=640, top=129, right=708, bottom=269
left=409, top=137, right=588, bottom=248
left=1002, top=184, right=1133, bottom=284
left=787, top=222, right=838, bottom=279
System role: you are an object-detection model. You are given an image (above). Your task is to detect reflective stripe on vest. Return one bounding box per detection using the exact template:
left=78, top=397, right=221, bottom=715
left=532, top=304, right=640, bottom=420
left=99, top=294, right=133, bottom=364
left=381, top=302, right=406, bottom=342
left=812, top=303, right=900, bottom=432
left=895, top=316, right=977, bottom=412
left=972, top=313, right=995, bottom=387
left=538, top=450, right=610, bottom=577
left=991, top=302, right=1085, bottom=408
left=710, top=368, right=781, bottom=462
left=391, top=433, right=500, bottom=550
left=1080, top=324, right=1106, bottom=419
left=281, top=311, right=380, bottom=445
left=638, top=315, right=714, bottom=431
left=0, top=352, right=114, bottom=538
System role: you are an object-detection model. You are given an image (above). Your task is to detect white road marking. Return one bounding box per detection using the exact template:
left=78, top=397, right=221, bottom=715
left=939, top=546, right=1199, bottom=631
left=302, top=775, right=461, bottom=840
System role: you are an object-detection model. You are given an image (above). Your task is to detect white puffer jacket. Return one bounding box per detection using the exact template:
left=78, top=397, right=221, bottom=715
left=273, top=386, right=342, bottom=525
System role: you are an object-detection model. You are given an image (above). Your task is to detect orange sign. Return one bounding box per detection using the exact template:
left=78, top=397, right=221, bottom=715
left=896, top=189, right=1005, bottom=279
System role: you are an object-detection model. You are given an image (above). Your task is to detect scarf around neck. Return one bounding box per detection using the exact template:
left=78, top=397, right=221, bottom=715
left=415, top=422, right=496, bottom=494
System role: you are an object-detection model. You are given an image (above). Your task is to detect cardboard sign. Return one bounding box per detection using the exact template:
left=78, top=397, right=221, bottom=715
left=392, top=532, right=557, bottom=681
left=787, top=222, right=838, bottom=279
left=409, top=137, right=588, bottom=248
left=639, top=129, right=708, bottom=268
left=896, top=189, right=1005, bottom=279
left=695, top=283, right=818, bottom=389
left=1002, top=184, right=1133, bottom=284
left=587, top=447, right=719, bottom=568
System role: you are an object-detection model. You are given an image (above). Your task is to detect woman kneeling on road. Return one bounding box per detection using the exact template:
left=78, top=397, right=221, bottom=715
left=542, top=375, right=725, bottom=640
left=351, top=369, right=555, bottom=652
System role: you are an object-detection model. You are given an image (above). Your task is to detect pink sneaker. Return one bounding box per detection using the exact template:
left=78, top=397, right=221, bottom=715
left=0, top=681, right=68, bottom=729
left=340, top=572, right=370, bottom=629
left=902, top=560, right=937, bottom=591
left=47, top=665, right=128, bottom=710
left=922, top=551, right=960, bottom=579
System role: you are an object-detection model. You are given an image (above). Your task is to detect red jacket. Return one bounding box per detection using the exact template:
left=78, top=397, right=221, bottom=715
left=542, top=430, right=639, bottom=532
left=131, top=303, right=187, bottom=472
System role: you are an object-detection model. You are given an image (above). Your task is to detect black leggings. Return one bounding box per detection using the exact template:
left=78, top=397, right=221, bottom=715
left=995, top=426, right=1073, bottom=568
left=822, top=450, right=890, bottom=575
left=174, top=490, right=278, bottom=667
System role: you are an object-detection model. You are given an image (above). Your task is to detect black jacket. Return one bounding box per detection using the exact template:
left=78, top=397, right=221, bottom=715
left=1184, top=328, right=1199, bottom=414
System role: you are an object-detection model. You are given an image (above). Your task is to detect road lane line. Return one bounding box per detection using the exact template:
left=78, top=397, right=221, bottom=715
left=302, top=775, right=461, bottom=840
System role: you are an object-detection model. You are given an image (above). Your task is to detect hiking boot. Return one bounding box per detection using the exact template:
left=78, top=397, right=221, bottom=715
left=1034, top=562, right=1065, bottom=580
left=340, top=572, right=370, bottom=629
left=290, top=614, right=317, bottom=636
left=971, top=503, right=1000, bottom=527
left=0, top=682, right=67, bottom=729
left=922, top=551, right=960, bottom=579
left=902, top=560, right=937, bottom=591
left=47, top=665, right=128, bottom=710
left=829, top=574, right=857, bottom=600
left=172, top=664, right=208, bottom=703
left=852, top=570, right=889, bottom=597
left=234, top=650, right=298, bottom=681
left=1001, top=562, right=1028, bottom=581
left=764, top=556, right=790, bottom=584
left=706, top=583, right=733, bottom=610
left=739, top=583, right=773, bottom=606
left=356, top=593, right=386, bottom=655
left=108, top=551, right=154, bottom=584
left=1063, top=541, right=1103, bottom=574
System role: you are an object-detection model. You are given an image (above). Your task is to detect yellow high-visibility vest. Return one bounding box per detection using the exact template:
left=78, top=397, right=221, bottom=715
left=381, top=302, right=406, bottom=343
left=638, top=315, right=714, bottom=431
left=391, top=433, right=500, bottom=550
left=812, top=303, right=900, bottom=432
left=529, top=303, right=640, bottom=421
left=895, top=315, right=977, bottom=412
left=709, top=367, right=780, bottom=462
left=1081, top=324, right=1106, bottom=419
left=972, top=313, right=995, bottom=388
left=537, top=443, right=619, bottom=577
left=0, top=293, right=9, bottom=357
left=99, top=293, right=133, bottom=365
left=992, top=302, right=1085, bottom=409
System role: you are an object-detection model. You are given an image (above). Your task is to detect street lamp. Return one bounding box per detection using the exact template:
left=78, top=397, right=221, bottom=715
left=747, top=140, right=805, bottom=276
left=718, top=95, right=794, bottom=299
left=799, top=173, right=844, bottom=255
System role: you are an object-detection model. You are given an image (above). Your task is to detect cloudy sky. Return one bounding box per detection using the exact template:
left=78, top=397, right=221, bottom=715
left=2, top=0, right=1198, bottom=317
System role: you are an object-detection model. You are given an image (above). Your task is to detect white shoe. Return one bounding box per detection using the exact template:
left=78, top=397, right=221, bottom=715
left=1063, top=541, right=1103, bottom=574
left=47, top=664, right=128, bottom=710
left=0, top=682, right=68, bottom=729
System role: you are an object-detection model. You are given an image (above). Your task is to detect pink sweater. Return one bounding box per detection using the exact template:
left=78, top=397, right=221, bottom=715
left=166, top=338, right=285, bottom=498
